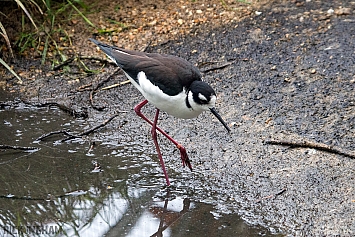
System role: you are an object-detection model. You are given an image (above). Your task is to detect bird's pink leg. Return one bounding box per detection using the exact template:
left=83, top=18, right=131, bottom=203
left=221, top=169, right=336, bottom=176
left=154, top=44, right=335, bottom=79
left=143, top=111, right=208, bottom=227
left=151, top=109, right=170, bottom=186
left=134, top=100, right=192, bottom=171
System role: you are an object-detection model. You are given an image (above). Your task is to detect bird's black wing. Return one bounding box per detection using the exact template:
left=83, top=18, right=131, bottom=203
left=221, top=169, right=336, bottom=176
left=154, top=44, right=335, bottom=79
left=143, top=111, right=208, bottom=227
left=136, top=54, right=202, bottom=96
left=90, top=39, right=202, bottom=96
left=103, top=49, right=202, bottom=96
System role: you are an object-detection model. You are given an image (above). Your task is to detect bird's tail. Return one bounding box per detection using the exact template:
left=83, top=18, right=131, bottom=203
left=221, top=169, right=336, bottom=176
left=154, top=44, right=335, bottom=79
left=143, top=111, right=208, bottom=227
left=89, top=38, right=119, bottom=65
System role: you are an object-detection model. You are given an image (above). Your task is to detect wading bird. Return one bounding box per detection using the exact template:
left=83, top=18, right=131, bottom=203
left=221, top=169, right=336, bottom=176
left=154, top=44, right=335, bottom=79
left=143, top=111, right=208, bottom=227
left=90, top=38, right=230, bottom=186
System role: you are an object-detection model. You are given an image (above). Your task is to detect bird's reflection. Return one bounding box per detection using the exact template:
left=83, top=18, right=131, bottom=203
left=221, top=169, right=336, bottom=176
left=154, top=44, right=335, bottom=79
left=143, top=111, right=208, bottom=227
left=149, top=190, right=191, bottom=237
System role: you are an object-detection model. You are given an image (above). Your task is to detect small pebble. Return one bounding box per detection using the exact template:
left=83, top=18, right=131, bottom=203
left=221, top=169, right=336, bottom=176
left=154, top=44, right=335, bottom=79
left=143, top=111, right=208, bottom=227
left=112, top=35, right=118, bottom=42
left=335, top=7, right=351, bottom=15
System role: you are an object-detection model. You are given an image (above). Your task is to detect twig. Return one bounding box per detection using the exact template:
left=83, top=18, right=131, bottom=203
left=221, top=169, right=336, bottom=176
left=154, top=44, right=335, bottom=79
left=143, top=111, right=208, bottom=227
left=200, top=61, right=235, bottom=73
left=90, top=68, right=121, bottom=111
left=0, top=195, right=47, bottom=201
left=80, top=56, right=116, bottom=65
left=53, top=55, right=115, bottom=71
left=0, top=192, right=84, bottom=201
left=37, top=112, right=127, bottom=142
left=77, top=113, right=125, bottom=137
left=87, top=142, right=96, bottom=153
left=100, top=80, right=130, bottom=90
left=22, top=101, right=88, bottom=119
left=36, top=130, right=80, bottom=142
left=197, top=61, right=221, bottom=67
left=53, top=57, right=75, bottom=71
left=140, top=40, right=152, bottom=52
left=1, top=100, right=87, bottom=119
left=77, top=83, right=93, bottom=92
left=265, top=140, right=355, bottom=159
left=255, top=189, right=287, bottom=203
left=94, top=68, right=121, bottom=91
left=89, top=90, right=105, bottom=111
left=0, top=101, right=12, bottom=109
left=0, top=145, right=39, bottom=151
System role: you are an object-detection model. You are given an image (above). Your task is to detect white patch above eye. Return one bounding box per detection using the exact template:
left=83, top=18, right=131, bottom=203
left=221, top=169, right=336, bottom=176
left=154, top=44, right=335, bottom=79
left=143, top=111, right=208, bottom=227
left=198, top=93, right=208, bottom=102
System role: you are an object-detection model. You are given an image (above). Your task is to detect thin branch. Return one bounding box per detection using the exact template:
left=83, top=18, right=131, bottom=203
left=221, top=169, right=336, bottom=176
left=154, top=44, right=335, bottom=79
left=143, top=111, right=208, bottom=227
left=140, top=40, right=152, bottom=52
left=80, top=56, right=115, bottom=64
left=77, top=83, right=93, bottom=92
left=1, top=100, right=87, bottom=118
left=0, top=101, right=12, bottom=109
left=90, top=68, right=121, bottom=111
left=0, top=145, right=39, bottom=151
left=265, top=140, right=355, bottom=159
left=22, top=101, right=88, bottom=119
left=200, top=61, right=235, bottom=73
left=53, top=55, right=115, bottom=71
left=52, top=57, right=75, bottom=70
left=37, top=112, right=127, bottom=143
left=77, top=113, right=125, bottom=137
left=100, top=80, right=130, bottom=90
left=89, top=90, right=105, bottom=111
left=94, top=68, right=121, bottom=91
left=0, top=57, right=22, bottom=83
left=0, top=192, right=83, bottom=201
left=36, top=130, right=80, bottom=142
left=0, top=195, right=46, bottom=201
left=255, top=189, right=287, bottom=203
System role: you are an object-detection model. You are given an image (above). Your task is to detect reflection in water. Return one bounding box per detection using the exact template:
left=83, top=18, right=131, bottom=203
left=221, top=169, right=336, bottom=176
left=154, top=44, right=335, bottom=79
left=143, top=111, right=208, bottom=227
left=64, top=191, right=129, bottom=236
left=148, top=191, right=191, bottom=237
left=0, top=100, right=274, bottom=236
left=104, top=190, right=191, bottom=237
left=0, top=104, right=191, bottom=237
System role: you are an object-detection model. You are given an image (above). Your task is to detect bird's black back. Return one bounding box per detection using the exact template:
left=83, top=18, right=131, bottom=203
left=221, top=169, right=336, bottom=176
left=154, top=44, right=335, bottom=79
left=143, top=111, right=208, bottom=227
left=90, top=38, right=202, bottom=96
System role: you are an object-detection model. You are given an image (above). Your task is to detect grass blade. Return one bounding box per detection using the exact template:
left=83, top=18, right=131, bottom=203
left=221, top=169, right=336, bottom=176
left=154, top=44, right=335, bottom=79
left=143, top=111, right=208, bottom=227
left=0, top=58, right=23, bottom=84
left=27, top=0, right=44, bottom=14
left=67, top=0, right=95, bottom=28
left=41, top=34, right=50, bottom=64
left=0, top=22, right=14, bottom=58
left=14, top=0, right=38, bottom=30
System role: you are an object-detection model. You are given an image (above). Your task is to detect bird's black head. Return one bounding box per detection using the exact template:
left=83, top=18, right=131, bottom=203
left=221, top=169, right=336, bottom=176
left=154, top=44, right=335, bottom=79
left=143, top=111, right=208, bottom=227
left=188, top=81, right=230, bottom=132
left=189, top=81, right=217, bottom=107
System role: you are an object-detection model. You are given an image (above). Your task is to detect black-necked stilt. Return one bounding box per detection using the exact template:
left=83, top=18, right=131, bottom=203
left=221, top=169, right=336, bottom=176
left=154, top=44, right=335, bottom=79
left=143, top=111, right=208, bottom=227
left=90, top=38, right=230, bottom=186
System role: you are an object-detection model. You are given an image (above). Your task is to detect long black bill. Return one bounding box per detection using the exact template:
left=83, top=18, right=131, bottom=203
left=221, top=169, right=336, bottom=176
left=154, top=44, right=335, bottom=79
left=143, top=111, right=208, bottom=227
left=210, top=108, right=231, bottom=133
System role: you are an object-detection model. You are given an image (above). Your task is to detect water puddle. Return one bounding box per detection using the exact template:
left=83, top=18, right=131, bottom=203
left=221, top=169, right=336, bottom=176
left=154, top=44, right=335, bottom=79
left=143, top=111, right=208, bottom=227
left=0, top=91, right=275, bottom=236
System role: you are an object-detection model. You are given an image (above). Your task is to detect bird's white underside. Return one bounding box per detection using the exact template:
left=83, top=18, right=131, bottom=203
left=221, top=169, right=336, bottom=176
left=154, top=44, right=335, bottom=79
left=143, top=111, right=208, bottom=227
left=124, top=71, right=208, bottom=119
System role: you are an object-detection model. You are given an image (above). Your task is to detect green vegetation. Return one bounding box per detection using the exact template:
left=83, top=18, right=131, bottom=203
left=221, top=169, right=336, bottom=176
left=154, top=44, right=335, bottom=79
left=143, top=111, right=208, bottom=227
left=0, top=0, right=96, bottom=82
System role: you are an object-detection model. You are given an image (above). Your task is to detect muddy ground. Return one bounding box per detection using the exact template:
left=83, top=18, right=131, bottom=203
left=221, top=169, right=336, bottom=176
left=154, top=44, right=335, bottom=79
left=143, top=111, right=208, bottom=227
left=2, top=0, right=355, bottom=236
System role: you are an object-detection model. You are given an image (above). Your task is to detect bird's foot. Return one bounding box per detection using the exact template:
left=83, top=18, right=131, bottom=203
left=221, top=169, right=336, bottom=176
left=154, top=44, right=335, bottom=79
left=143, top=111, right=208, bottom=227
left=177, top=144, right=192, bottom=171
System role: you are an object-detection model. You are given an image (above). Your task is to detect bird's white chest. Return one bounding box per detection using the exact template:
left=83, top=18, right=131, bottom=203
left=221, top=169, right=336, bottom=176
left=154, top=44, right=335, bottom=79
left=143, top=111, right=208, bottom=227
left=128, top=71, right=203, bottom=119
